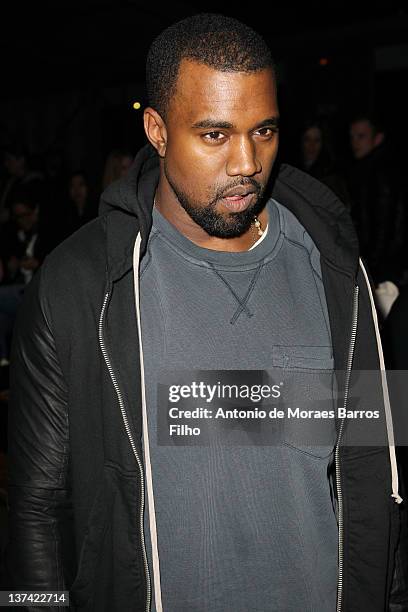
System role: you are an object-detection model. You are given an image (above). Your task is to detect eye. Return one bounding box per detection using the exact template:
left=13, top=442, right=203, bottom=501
left=254, top=127, right=278, bottom=138
left=202, top=131, right=226, bottom=142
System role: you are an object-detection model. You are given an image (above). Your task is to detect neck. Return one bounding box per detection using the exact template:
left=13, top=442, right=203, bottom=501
left=154, top=176, right=268, bottom=252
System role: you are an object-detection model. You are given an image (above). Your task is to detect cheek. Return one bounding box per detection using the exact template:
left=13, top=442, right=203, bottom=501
left=168, top=132, right=225, bottom=170
left=165, top=135, right=224, bottom=192
left=260, top=139, right=279, bottom=172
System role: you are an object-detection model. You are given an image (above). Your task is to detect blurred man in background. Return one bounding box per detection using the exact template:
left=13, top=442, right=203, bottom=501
left=347, top=115, right=406, bottom=286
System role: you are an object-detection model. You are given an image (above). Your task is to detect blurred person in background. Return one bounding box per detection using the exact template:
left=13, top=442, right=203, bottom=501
left=1, top=192, right=42, bottom=285
left=62, top=171, right=97, bottom=238
left=43, top=148, right=66, bottom=204
left=299, top=118, right=350, bottom=207
left=102, top=148, right=134, bottom=190
left=346, top=115, right=406, bottom=287
left=0, top=144, right=46, bottom=225
left=0, top=189, right=52, bottom=364
left=45, top=171, right=98, bottom=248
left=384, top=287, right=408, bottom=370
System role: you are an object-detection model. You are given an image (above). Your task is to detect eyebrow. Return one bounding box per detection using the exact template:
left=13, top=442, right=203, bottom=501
left=191, top=116, right=280, bottom=130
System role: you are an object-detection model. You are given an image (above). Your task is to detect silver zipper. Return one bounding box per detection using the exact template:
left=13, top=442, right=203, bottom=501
left=98, top=292, right=152, bottom=612
left=335, top=284, right=359, bottom=612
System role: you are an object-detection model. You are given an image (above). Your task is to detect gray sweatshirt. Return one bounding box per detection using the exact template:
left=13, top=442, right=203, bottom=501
left=140, top=197, right=338, bottom=611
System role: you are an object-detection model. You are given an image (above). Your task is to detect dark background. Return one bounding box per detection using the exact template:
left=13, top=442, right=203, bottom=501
left=1, top=1, right=408, bottom=188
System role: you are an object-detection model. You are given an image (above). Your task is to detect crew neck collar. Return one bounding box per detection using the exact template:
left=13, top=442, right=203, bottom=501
left=151, top=198, right=281, bottom=267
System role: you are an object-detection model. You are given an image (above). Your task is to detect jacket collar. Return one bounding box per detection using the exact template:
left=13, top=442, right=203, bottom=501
left=272, top=164, right=358, bottom=276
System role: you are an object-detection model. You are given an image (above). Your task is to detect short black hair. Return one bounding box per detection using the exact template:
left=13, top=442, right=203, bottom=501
left=3, top=142, right=28, bottom=161
left=10, top=187, right=38, bottom=211
left=146, top=13, right=275, bottom=119
left=350, top=113, right=384, bottom=135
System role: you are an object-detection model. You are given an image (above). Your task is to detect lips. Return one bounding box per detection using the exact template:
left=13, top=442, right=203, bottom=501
left=221, top=192, right=255, bottom=212
left=222, top=186, right=256, bottom=198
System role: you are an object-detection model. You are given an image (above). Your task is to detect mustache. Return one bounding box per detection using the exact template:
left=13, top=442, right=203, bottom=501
left=212, top=178, right=263, bottom=203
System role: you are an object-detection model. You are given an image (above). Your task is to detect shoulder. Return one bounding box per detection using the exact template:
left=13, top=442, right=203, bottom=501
left=44, top=214, right=107, bottom=276
left=35, top=214, right=109, bottom=322
left=277, top=163, right=350, bottom=220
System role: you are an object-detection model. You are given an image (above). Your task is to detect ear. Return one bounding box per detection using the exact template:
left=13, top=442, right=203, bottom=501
left=374, top=132, right=384, bottom=147
left=144, top=107, right=167, bottom=157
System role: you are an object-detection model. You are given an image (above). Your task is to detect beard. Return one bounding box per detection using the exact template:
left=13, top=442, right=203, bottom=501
left=164, top=162, right=266, bottom=238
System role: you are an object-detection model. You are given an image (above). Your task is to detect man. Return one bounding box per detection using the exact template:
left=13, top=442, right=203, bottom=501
left=350, top=116, right=384, bottom=161
left=0, top=144, right=46, bottom=226
left=6, top=14, right=406, bottom=612
left=0, top=190, right=52, bottom=366
left=347, top=115, right=405, bottom=285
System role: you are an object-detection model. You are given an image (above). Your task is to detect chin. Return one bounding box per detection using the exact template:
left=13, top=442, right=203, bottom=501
left=204, top=214, right=254, bottom=239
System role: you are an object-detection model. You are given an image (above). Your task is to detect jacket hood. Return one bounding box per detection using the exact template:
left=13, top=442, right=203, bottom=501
left=100, top=143, right=359, bottom=281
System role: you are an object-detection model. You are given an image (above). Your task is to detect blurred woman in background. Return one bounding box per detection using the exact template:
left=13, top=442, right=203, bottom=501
left=53, top=171, right=98, bottom=243
left=299, top=119, right=350, bottom=207
left=102, top=149, right=133, bottom=190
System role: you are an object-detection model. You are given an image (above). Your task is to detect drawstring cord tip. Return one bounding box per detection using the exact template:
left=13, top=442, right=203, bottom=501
left=392, top=493, right=403, bottom=504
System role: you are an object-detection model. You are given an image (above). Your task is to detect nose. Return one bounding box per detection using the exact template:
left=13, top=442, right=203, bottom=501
left=226, top=136, right=262, bottom=177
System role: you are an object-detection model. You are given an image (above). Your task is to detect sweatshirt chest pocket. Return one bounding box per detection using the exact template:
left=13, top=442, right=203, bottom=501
left=271, top=345, right=337, bottom=458
left=272, top=345, right=334, bottom=370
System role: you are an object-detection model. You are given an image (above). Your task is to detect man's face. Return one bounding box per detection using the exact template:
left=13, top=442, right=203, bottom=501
left=350, top=120, right=378, bottom=160
left=4, top=153, right=25, bottom=177
left=161, top=60, right=279, bottom=237
left=12, top=203, right=38, bottom=232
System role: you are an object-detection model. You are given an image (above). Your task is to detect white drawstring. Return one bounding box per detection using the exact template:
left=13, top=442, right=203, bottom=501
left=133, top=232, right=164, bottom=610
left=359, top=259, right=403, bottom=504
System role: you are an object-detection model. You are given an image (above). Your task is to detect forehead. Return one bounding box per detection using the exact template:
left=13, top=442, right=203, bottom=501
left=304, top=127, right=321, bottom=138
left=169, top=59, right=277, bottom=123
left=13, top=202, right=32, bottom=212
left=351, top=120, right=373, bottom=136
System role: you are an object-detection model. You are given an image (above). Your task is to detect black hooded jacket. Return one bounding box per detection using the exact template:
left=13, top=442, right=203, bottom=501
left=5, top=144, right=407, bottom=611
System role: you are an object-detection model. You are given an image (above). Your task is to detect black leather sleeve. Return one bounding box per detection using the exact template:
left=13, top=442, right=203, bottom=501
left=389, top=473, right=408, bottom=611
left=5, top=264, right=74, bottom=606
